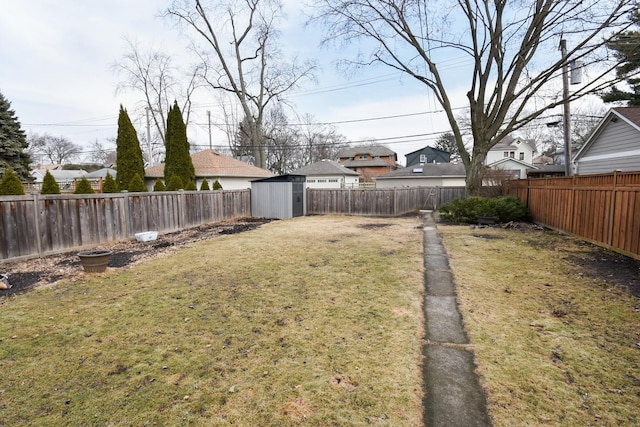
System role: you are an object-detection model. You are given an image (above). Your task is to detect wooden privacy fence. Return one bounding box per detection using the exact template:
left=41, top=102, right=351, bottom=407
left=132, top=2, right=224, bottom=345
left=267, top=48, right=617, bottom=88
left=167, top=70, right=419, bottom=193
left=307, top=187, right=466, bottom=216
left=0, top=190, right=250, bottom=261
left=509, top=171, right=640, bottom=258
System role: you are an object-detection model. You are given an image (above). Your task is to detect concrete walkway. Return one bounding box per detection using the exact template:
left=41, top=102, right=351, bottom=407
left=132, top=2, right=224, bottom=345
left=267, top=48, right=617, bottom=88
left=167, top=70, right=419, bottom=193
left=421, top=211, right=492, bottom=427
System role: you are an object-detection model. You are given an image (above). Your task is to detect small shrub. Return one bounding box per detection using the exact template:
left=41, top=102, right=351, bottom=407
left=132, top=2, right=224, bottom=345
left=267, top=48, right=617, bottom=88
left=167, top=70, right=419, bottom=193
left=102, top=172, right=119, bottom=193
left=213, top=179, right=223, bottom=190
left=185, top=179, right=197, bottom=191
left=128, top=173, right=147, bottom=192
left=0, top=169, right=25, bottom=195
left=74, top=177, right=95, bottom=194
left=153, top=178, right=166, bottom=192
left=439, top=195, right=528, bottom=224
left=200, top=178, right=210, bottom=191
left=40, top=170, right=60, bottom=194
left=166, top=175, right=183, bottom=191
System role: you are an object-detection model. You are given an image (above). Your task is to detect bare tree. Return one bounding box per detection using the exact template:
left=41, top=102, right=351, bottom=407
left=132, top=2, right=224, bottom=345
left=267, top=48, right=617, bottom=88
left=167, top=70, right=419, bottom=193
left=166, top=0, right=316, bottom=169
left=27, top=133, right=82, bottom=165
left=312, top=0, right=637, bottom=194
left=89, top=139, right=117, bottom=166
left=112, top=38, right=202, bottom=161
left=297, top=113, right=348, bottom=164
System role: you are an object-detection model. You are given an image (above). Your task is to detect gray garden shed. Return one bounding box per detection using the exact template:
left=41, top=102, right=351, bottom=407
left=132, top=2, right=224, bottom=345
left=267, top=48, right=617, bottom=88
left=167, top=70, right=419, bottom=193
left=251, top=174, right=306, bottom=219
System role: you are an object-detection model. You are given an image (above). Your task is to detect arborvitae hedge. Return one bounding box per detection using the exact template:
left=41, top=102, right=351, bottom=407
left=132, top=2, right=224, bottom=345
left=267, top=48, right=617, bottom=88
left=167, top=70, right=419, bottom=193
left=213, top=179, right=223, bottom=190
left=127, top=173, right=147, bottom=192
left=166, top=175, right=183, bottom=191
left=164, top=102, right=195, bottom=187
left=74, top=177, right=95, bottom=194
left=115, top=106, right=145, bottom=191
left=40, top=170, right=60, bottom=194
left=0, top=169, right=25, bottom=195
left=153, top=178, right=166, bottom=192
left=102, top=172, right=119, bottom=193
left=200, top=178, right=210, bottom=191
left=185, top=180, right=197, bottom=191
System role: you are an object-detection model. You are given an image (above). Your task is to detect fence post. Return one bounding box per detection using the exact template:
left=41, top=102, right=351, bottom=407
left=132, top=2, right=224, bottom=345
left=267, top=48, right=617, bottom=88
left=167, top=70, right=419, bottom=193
left=32, top=193, right=42, bottom=256
left=607, top=170, right=618, bottom=246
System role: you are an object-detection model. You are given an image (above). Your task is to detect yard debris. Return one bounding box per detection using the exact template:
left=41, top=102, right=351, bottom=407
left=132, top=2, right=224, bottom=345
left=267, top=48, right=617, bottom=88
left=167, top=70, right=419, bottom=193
left=0, top=274, right=11, bottom=290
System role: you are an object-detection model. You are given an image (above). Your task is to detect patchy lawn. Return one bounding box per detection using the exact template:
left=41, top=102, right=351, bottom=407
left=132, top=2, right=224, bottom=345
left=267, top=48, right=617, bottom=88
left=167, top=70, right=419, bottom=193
left=440, top=225, right=640, bottom=426
left=0, top=216, right=424, bottom=426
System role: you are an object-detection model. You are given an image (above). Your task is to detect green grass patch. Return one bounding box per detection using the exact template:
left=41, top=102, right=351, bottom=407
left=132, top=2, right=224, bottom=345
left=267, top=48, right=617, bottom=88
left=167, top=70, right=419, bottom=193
left=440, top=225, right=640, bottom=426
left=0, top=216, right=424, bottom=426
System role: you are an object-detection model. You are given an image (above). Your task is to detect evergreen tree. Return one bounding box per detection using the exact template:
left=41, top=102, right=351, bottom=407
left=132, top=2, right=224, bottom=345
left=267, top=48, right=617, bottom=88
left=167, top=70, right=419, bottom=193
left=166, top=175, right=183, bottom=191
left=185, top=179, right=197, bottom=191
left=0, top=168, right=25, bottom=195
left=127, top=173, right=147, bottom=192
left=200, top=178, right=210, bottom=191
left=0, top=91, right=32, bottom=181
left=153, top=178, right=166, bottom=191
left=115, top=106, right=145, bottom=190
left=40, top=170, right=60, bottom=194
left=601, top=10, right=640, bottom=106
left=213, top=179, right=223, bottom=190
left=102, top=172, right=119, bottom=193
left=164, top=101, right=195, bottom=186
left=74, top=177, right=95, bottom=194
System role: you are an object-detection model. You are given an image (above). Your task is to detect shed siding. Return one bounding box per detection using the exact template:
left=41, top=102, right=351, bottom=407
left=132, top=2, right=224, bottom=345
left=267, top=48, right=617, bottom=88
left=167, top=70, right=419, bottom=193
left=251, top=182, right=293, bottom=219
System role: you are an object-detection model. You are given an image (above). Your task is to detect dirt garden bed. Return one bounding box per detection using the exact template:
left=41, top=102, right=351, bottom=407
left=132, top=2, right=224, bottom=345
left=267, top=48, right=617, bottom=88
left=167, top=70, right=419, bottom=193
left=0, top=217, right=274, bottom=297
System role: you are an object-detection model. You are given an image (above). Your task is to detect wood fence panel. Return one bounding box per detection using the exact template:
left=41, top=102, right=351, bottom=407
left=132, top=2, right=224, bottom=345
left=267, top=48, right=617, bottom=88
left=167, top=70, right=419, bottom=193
left=1, top=190, right=250, bottom=262
left=509, top=171, right=640, bottom=259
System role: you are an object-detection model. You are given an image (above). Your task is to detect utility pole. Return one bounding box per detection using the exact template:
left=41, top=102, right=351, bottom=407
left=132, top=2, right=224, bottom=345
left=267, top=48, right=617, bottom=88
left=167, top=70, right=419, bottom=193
left=207, top=110, right=212, bottom=150
left=560, top=38, right=572, bottom=176
left=145, top=107, right=153, bottom=166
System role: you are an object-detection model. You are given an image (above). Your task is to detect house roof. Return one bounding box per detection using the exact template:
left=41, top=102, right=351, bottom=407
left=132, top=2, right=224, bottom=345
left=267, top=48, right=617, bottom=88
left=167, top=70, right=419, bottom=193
left=376, top=163, right=466, bottom=180
left=145, top=149, right=273, bottom=178
left=85, top=168, right=117, bottom=178
left=574, top=107, right=640, bottom=162
left=31, top=169, right=87, bottom=182
left=488, top=157, right=538, bottom=169
left=290, top=160, right=360, bottom=176
left=490, top=136, right=537, bottom=152
left=337, top=145, right=396, bottom=158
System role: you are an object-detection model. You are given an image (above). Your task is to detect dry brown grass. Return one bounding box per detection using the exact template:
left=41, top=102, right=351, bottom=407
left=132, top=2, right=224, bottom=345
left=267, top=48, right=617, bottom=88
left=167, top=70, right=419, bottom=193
left=440, top=225, right=640, bottom=426
left=0, top=216, right=424, bottom=426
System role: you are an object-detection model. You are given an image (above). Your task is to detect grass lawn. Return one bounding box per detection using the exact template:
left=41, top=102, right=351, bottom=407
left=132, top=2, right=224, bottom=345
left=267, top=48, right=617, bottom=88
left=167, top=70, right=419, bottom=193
left=0, top=216, right=425, bottom=426
left=440, top=225, right=640, bottom=426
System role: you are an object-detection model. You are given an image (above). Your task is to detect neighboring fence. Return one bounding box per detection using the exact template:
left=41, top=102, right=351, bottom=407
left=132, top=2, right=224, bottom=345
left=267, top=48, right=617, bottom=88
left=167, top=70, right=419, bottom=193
left=509, top=171, right=640, bottom=258
left=0, top=190, right=250, bottom=261
left=307, top=187, right=466, bottom=216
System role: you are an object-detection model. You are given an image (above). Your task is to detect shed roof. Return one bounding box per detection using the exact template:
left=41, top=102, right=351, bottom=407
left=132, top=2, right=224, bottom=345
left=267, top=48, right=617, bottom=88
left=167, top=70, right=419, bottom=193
left=145, top=149, right=273, bottom=178
left=291, top=160, right=359, bottom=176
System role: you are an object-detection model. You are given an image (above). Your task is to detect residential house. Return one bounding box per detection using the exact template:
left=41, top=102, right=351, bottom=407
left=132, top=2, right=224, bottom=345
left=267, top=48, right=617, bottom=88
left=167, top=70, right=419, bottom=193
left=337, top=145, right=398, bottom=182
left=290, top=160, right=360, bottom=189
left=485, top=136, right=537, bottom=179
left=375, top=163, right=466, bottom=188
left=405, top=146, right=451, bottom=166
left=30, top=165, right=87, bottom=193
left=573, top=107, right=640, bottom=175
left=144, top=149, right=273, bottom=190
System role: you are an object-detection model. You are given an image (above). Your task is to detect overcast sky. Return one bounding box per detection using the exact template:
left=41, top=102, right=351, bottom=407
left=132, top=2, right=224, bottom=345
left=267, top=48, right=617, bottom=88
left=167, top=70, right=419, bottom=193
left=1, top=1, right=565, bottom=167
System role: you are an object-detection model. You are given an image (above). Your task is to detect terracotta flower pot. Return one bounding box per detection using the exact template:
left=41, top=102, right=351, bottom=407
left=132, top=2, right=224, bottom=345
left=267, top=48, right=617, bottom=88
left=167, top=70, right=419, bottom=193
left=78, top=250, right=112, bottom=273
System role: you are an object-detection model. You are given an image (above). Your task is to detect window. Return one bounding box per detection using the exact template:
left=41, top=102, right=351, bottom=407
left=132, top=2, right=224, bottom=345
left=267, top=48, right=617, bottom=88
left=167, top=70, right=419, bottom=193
left=519, top=152, right=525, bottom=160
left=419, top=154, right=427, bottom=163
left=509, top=151, right=515, bottom=158
left=358, top=155, right=367, bottom=160
left=328, top=179, right=338, bottom=182
left=503, top=152, right=509, bottom=158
